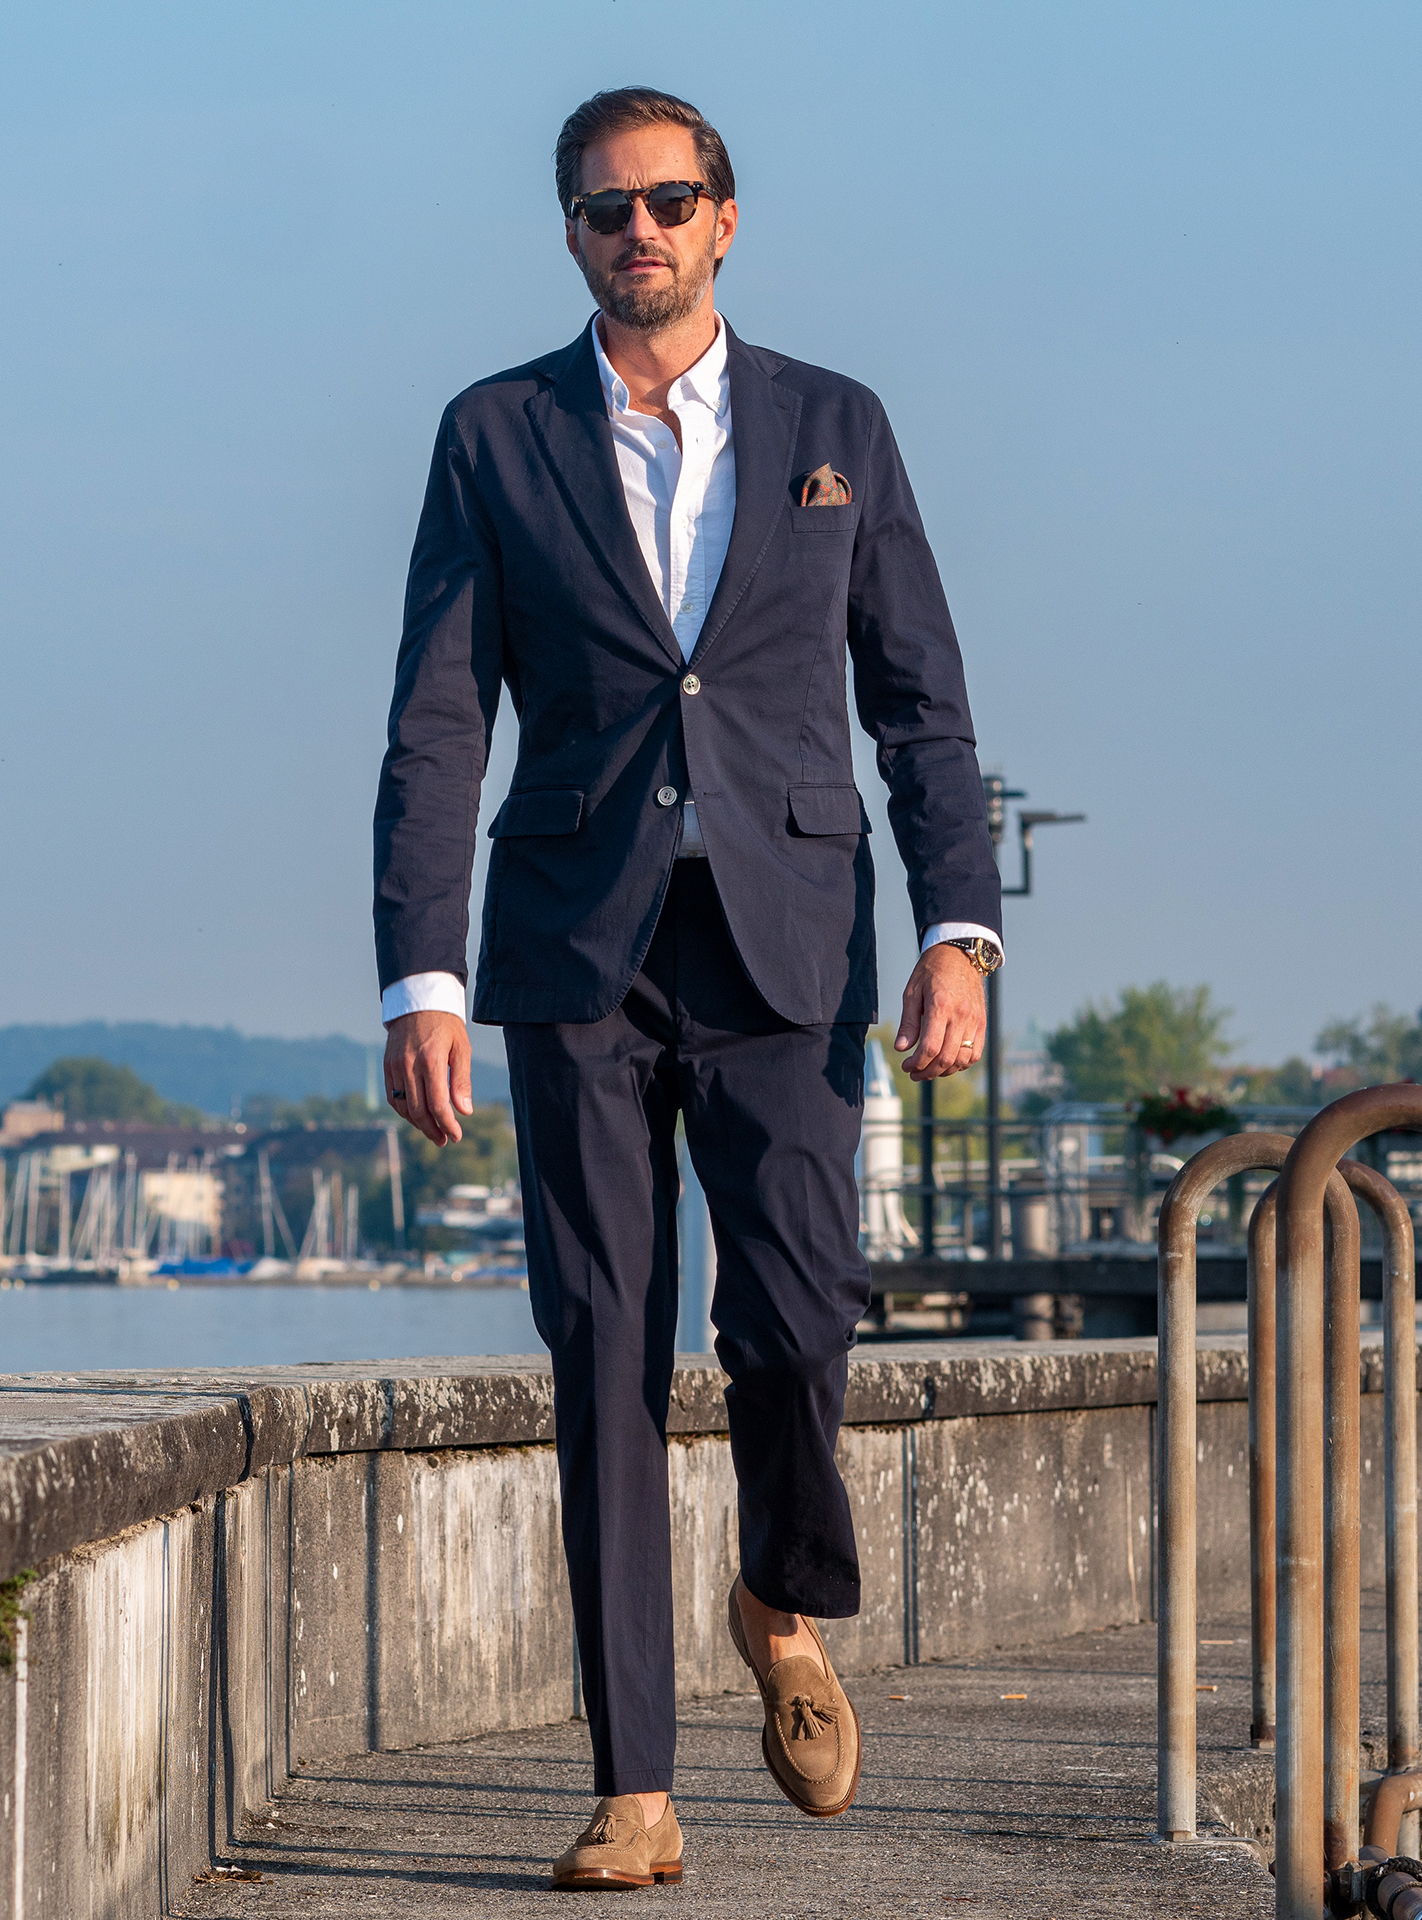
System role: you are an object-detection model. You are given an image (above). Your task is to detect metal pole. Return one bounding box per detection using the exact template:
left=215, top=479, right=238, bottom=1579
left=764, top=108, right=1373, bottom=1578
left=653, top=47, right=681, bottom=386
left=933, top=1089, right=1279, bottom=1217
left=1338, top=1161, right=1420, bottom=1789
left=981, top=776, right=1082, bottom=1266
left=987, top=968, right=1003, bottom=1258
left=919, top=1079, right=935, bottom=1259
left=24, top=1158, right=39, bottom=1258
left=1275, top=1084, right=1422, bottom=1918
left=387, top=1126, right=406, bottom=1256
left=1277, top=1158, right=1330, bottom=1919
left=1323, top=1168, right=1362, bottom=1871
left=57, top=1169, right=71, bottom=1264
left=1249, top=1182, right=1280, bottom=1751
left=5, top=1159, right=21, bottom=1257
left=258, top=1150, right=275, bottom=1260
left=1384, top=1213, right=1421, bottom=1816
left=123, top=1151, right=137, bottom=1253
left=1156, top=1131, right=1297, bottom=1842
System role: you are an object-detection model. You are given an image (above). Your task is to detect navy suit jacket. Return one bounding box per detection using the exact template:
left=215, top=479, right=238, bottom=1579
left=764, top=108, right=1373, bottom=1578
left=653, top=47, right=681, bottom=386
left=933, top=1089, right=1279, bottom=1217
left=373, top=320, right=1001, bottom=1028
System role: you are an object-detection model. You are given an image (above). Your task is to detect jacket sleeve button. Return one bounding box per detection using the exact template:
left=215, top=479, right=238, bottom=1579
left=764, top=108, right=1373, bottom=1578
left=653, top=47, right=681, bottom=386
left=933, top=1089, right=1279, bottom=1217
left=656, top=786, right=678, bottom=807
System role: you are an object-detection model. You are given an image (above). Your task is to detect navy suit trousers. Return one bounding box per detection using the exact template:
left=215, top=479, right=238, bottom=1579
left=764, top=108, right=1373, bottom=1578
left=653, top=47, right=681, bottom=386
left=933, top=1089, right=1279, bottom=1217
left=504, top=862, right=872, bottom=1794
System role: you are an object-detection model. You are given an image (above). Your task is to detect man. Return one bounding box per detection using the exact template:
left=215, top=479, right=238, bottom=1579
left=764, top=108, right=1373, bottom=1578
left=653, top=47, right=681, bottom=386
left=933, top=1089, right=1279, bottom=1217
left=374, top=87, right=1002, bottom=1890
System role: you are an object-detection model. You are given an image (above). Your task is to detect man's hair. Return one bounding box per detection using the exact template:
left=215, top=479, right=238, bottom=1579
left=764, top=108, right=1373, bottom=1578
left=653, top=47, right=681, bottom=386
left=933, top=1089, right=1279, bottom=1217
left=554, top=87, right=735, bottom=217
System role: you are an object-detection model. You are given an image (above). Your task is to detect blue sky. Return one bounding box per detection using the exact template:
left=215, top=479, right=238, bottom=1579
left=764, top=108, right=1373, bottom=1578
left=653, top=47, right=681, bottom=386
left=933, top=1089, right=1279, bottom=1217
left=0, top=2, right=1416, bottom=1068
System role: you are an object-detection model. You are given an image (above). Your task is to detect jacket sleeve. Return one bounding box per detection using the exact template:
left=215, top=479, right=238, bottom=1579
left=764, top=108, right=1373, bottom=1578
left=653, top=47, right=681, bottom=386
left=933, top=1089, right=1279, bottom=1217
left=846, top=398, right=1002, bottom=943
left=373, top=405, right=506, bottom=993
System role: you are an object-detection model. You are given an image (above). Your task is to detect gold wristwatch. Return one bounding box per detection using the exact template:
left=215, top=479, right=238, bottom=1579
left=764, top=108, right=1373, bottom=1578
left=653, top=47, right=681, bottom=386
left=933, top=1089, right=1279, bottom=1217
left=939, top=937, right=1002, bottom=976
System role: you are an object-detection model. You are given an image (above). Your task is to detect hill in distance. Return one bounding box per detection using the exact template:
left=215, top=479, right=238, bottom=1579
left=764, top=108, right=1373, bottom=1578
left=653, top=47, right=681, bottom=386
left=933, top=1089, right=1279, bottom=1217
left=0, top=1021, right=509, bottom=1117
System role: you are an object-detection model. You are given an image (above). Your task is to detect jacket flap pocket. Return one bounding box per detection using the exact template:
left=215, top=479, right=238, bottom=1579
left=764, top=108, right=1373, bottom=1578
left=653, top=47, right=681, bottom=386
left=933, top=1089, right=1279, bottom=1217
left=489, top=789, right=584, bottom=837
left=787, top=785, right=870, bottom=835
left=788, top=502, right=861, bottom=535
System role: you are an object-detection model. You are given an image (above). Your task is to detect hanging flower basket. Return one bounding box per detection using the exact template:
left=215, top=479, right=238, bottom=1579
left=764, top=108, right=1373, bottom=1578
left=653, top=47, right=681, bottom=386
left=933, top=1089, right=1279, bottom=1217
left=1133, top=1087, right=1238, bottom=1146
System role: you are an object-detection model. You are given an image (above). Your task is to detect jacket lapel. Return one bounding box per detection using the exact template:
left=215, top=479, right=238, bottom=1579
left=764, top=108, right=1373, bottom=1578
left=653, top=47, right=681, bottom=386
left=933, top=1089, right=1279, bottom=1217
left=691, top=323, right=801, bottom=667
left=524, top=327, right=682, bottom=666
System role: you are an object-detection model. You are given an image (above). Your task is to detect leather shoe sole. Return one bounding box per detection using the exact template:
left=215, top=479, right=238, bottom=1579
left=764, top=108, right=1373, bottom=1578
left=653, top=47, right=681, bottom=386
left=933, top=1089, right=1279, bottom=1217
left=552, top=1862, right=684, bottom=1891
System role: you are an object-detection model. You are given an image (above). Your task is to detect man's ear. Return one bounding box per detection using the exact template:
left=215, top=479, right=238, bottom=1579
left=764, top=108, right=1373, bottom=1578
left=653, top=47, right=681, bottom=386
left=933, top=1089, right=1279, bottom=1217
left=714, top=198, right=738, bottom=262
left=565, top=219, right=582, bottom=265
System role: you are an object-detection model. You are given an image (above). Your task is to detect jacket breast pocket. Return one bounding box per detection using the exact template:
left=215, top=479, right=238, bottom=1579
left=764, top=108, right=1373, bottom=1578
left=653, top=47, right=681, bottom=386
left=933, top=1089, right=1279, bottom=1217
left=787, top=785, right=870, bottom=836
left=787, top=503, right=861, bottom=536
left=488, top=789, right=584, bottom=837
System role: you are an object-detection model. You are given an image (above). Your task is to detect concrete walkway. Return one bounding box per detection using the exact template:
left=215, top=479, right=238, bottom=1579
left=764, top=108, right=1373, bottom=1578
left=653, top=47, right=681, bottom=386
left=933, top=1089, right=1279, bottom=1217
left=176, top=1616, right=1278, bottom=1919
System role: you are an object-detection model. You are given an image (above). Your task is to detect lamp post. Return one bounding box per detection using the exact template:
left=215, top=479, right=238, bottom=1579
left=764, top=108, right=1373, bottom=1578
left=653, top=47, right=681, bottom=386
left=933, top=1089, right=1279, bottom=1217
left=915, top=776, right=1084, bottom=1262
left=984, top=777, right=1085, bottom=1257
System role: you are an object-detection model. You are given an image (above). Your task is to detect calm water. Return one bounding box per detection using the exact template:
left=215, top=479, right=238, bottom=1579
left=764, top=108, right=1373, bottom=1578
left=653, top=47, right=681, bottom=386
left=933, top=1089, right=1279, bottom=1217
left=0, top=1283, right=542, bottom=1373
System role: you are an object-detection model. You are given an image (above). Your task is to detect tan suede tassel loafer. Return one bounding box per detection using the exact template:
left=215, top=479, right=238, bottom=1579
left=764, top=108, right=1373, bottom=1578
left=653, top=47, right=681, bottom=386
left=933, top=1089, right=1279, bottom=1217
left=550, top=1794, right=683, bottom=1891
left=727, top=1575, right=862, bottom=1817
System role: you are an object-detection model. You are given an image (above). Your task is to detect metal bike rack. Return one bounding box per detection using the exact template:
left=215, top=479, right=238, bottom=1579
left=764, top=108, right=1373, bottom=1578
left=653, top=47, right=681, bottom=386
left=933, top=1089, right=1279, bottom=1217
left=1246, top=1160, right=1420, bottom=1852
left=1157, top=1086, right=1422, bottom=1916
left=1273, top=1086, right=1422, bottom=1917
left=1156, top=1130, right=1354, bottom=1842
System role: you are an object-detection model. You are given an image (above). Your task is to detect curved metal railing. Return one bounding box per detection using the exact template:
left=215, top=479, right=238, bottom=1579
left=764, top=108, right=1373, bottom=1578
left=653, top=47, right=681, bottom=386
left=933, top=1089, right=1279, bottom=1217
left=1156, top=1086, right=1422, bottom=1920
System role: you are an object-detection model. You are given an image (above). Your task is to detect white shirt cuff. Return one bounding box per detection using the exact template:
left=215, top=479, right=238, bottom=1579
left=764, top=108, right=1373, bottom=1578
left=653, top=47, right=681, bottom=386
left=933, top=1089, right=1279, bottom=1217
left=381, top=971, right=469, bottom=1026
left=920, top=922, right=1004, bottom=961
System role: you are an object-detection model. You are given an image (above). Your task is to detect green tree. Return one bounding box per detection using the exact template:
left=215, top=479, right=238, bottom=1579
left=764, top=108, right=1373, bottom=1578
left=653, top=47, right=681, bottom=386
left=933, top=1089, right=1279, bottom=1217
left=1315, top=1004, right=1422, bottom=1087
left=1230, top=1057, right=1322, bottom=1106
left=1045, top=983, right=1233, bottom=1103
left=242, top=1090, right=374, bottom=1130
left=25, top=1055, right=171, bottom=1123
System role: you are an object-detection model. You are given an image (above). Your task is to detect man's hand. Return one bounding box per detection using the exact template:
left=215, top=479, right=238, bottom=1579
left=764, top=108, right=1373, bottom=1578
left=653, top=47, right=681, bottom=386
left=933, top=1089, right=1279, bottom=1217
left=383, top=1010, right=474, bottom=1145
left=894, top=945, right=987, bottom=1081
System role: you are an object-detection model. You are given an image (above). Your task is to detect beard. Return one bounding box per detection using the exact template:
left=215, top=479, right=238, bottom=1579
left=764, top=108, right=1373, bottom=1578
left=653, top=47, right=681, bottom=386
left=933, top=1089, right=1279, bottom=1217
left=576, top=225, right=717, bottom=333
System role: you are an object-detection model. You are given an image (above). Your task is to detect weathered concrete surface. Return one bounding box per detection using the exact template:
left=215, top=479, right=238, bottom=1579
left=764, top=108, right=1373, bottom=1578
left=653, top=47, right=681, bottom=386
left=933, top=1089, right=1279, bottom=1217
left=174, top=1613, right=1276, bottom=1919
left=0, top=1361, right=564, bottom=1580
left=2, top=1336, right=1332, bottom=1580
left=5, top=1333, right=1406, bottom=1583
left=288, top=1448, right=572, bottom=1759
left=2, top=1337, right=1415, bottom=1919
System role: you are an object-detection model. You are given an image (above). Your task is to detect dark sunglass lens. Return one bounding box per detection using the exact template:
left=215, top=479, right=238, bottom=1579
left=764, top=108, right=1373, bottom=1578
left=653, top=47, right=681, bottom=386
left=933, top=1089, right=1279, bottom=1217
left=581, top=191, right=632, bottom=235
left=647, top=183, right=699, bottom=227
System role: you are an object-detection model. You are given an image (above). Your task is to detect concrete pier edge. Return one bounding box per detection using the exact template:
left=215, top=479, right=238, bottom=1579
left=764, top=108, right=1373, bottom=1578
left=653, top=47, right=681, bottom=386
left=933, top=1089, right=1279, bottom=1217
left=0, top=1332, right=1414, bottom=1917
left=0, top=1337, right=1274, bottom=1582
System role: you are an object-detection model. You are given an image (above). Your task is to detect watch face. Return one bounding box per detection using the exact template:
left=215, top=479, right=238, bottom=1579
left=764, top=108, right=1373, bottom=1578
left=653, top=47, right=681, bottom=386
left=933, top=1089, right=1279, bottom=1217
left=943, top=937, right=998, bottom=974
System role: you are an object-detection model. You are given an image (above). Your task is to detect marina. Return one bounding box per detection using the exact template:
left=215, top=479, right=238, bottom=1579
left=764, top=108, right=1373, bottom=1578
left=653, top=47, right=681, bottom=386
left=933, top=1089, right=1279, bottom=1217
left=5, top=1044, right=1422, bottom=1360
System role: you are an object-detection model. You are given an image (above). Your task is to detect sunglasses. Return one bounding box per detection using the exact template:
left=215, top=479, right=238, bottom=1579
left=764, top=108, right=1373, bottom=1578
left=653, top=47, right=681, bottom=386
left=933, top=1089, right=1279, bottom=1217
left=569, top=180, right=709, bottom=237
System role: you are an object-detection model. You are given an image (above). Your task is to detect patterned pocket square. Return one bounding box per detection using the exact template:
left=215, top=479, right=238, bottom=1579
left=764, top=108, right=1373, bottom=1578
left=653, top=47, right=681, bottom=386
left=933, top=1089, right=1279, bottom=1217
left=797, top=462, right=853, bottom=507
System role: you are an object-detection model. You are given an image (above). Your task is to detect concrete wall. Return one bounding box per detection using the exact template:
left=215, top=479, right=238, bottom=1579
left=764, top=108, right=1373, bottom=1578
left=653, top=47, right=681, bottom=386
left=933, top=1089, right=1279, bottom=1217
left=0, top=1337, right=1411, bottom=1918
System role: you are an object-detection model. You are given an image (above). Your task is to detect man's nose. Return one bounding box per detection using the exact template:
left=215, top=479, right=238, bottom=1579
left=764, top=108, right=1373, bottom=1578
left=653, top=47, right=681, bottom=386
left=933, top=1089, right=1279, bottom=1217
left=623, top=193, right=662, bottom=241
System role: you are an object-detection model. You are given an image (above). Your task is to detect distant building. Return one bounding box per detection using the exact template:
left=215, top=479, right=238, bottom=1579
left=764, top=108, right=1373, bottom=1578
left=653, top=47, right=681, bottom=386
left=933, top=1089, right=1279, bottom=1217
left=1003, top=1022, right=1063, bottom=1103
left=139, top=1167, right=224, bottom=1247
left=0, top=1100, right=64, bottom=1148
left=1, top=1118, right=246, bottom=1264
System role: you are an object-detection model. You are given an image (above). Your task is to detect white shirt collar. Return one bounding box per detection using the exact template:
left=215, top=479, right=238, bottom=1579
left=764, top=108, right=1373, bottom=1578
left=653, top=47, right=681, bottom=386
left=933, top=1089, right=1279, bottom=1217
left=591, top=313, right=729, bottom=422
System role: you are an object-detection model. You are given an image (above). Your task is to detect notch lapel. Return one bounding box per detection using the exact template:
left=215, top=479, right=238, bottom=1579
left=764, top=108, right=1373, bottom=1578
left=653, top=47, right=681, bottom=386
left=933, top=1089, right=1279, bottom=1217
left=691, top=325, right=801, bottom=667
left=524, top=329, right=682, bottom=667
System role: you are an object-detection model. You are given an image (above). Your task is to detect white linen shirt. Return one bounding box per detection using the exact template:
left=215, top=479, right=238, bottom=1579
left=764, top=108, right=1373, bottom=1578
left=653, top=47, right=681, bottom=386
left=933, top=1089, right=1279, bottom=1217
left=380, top=316, right=999, bottom=1026
left=591, top=312, right=735, bottom=858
